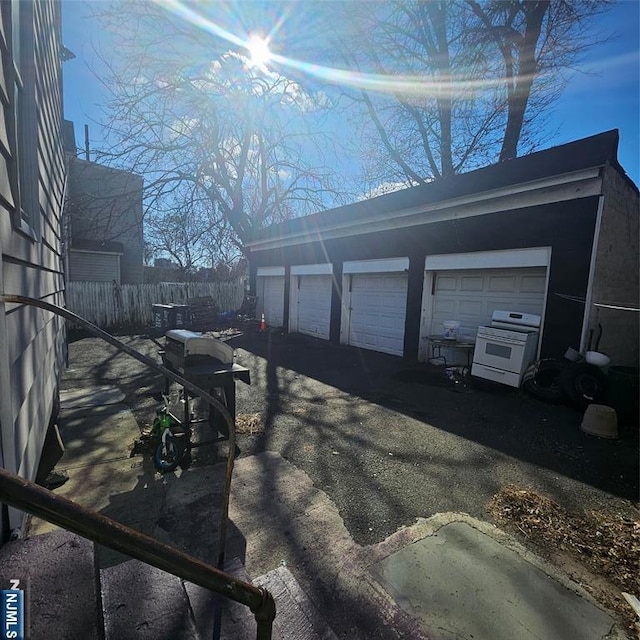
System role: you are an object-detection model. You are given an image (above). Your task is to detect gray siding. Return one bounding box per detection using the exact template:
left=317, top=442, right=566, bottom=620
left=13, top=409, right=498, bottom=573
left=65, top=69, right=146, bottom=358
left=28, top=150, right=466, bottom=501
left=67, top=159, right=144, bottom=284
left=0, top=0, right=66, bottom=533
left=589, top=166, right=639, bottom=366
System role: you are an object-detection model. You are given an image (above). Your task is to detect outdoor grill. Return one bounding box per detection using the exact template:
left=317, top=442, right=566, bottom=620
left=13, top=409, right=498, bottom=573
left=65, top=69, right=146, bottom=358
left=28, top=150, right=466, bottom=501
left=161, top=330, right=250, bottom=437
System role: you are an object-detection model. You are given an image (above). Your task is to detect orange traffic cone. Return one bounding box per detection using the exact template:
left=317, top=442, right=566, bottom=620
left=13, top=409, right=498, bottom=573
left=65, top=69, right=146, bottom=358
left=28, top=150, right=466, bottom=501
left=259, top=313, right=266, bottom=332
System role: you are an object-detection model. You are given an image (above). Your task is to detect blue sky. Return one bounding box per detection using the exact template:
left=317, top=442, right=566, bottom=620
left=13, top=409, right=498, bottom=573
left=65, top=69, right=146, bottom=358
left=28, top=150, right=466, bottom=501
left=62, top=0, right=640, bottom=187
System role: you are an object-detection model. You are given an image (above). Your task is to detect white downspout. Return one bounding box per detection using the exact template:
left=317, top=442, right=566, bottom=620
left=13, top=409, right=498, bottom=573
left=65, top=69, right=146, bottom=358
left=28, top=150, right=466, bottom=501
left=579, top=194, right=605, bottom=352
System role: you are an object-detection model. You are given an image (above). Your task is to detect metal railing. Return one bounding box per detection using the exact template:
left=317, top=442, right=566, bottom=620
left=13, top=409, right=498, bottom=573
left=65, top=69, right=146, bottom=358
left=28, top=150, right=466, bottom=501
left=0, top=467, right=275, bottom=639
left=0, top=294, right=275, bottom=639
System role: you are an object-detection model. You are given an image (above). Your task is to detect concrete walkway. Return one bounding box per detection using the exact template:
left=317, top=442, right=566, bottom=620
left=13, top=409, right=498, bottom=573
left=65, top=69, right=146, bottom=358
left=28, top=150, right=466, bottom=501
left=227, top=453, right=622, bottom=640
left=28, top=385, right=626, bottom=640
left=29, top=387, right=163, bottom=564
left=371, top=521, right=614, bottom=640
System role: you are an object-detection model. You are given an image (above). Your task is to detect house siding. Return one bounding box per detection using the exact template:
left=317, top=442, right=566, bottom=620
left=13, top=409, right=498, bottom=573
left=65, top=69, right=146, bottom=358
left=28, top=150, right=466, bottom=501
left=588, top=166, right=639, bottom=365
left=0, top=0, right=66, bottom=535
left=249, top=197, right=600, bottom=361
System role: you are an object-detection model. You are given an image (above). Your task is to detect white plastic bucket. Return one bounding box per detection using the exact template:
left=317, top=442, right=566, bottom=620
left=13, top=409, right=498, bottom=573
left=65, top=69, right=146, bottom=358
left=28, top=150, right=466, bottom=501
left=581, top=404, right=618, bottom=438
left=585, top=351, right=610, bottom=368
left=443, top=320, right=461, bottom=340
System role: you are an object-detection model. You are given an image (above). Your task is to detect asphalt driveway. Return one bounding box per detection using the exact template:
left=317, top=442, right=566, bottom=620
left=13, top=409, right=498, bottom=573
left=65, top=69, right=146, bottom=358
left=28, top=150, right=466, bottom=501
left=64, top=327, right=638, bottom=549
left=227, top=330, right=638, bottom=545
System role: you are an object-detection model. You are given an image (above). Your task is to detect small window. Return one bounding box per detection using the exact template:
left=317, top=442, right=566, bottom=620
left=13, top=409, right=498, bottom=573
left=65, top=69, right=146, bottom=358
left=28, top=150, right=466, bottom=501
left=9, top=0, right=38, bottom=239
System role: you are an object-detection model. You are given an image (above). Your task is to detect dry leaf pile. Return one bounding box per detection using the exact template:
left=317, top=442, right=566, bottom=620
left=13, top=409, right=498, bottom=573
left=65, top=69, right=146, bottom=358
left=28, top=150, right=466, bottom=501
left=235, top=412, right=264, bottom=434
left=488, top=486, right=640, bottom=636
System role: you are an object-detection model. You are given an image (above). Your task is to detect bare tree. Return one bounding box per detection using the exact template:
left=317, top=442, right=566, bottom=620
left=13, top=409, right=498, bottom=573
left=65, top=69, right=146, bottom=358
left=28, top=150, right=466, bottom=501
left=145, top=183, right=240, bottom=277
left=466, top=0, right=611, bottom=161
left=330, top=0, right=610, bottom=184
left=94, top=1, right=347, bottom=256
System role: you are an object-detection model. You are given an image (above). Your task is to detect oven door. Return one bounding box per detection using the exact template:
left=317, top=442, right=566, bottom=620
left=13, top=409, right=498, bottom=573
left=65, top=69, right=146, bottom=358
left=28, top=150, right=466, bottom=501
left=473, top=334, right=526, bottom=373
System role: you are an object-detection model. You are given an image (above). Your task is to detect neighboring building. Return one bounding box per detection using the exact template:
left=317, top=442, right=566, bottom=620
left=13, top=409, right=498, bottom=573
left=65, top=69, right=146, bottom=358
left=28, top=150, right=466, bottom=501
left=144, top=258, right=181, bottom=283
left=144, top=265, right=182, bottom=284
left=246, top=131, right=639, bottom=368
left=64, top=136, right=144, bottom=284
left=0, top=1, right=67, bottom=536
left=154, top=257, right=178, bottom=268
left=144, top=261, right=247, bottom=284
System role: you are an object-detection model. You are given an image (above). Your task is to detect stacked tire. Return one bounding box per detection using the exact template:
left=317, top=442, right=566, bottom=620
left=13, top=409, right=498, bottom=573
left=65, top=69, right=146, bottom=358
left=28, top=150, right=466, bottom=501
left=522, top=358, right=566, bottom=402
left=523, top=358, right=607, bottom=409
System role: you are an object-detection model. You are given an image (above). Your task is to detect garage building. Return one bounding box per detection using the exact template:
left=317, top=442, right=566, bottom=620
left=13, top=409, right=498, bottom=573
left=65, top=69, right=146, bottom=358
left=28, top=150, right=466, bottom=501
left=248, top=131, right=639, bottom=367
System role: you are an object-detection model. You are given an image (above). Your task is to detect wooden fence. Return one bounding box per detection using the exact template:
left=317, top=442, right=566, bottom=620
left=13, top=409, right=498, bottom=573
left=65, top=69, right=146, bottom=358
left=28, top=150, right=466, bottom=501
left=65, top=280, right=245, bottom=329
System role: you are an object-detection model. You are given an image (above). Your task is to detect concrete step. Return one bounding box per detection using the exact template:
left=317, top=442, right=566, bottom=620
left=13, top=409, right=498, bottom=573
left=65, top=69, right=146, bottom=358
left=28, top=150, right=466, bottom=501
left=1, top=531, right=337, bottom=640
left=0, top=529, right=102, bottom=640
left=254, top=566, right=339, bottom=640
left=184, top=556, right=256, bottom=640
left=185, top=560, right=338, bottom=640
left=100, top=559, right=199, bottom=640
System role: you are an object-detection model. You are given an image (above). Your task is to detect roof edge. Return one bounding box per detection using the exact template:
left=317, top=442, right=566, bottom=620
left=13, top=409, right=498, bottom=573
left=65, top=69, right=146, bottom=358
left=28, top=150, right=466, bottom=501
left=248, top=130, right=625, bottom=248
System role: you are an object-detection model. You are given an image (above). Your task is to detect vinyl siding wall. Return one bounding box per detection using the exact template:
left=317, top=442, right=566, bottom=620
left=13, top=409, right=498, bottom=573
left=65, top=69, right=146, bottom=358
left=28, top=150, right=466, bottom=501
left=0, top=0, right=66, bottom=534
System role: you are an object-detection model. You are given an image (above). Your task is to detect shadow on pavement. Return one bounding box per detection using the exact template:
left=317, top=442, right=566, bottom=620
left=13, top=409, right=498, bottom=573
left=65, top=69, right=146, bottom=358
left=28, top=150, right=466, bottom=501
left=229, top=330, right=639, bottom=505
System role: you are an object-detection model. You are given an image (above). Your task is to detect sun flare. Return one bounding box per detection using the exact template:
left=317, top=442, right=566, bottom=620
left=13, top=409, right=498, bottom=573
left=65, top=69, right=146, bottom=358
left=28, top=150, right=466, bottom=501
left=246, top=34, right=271, bottom=68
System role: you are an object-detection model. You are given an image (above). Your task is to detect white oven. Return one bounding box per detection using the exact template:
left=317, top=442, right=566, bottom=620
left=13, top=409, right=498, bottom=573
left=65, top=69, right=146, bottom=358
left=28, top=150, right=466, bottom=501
left=471, top=311, right=541, bottom=387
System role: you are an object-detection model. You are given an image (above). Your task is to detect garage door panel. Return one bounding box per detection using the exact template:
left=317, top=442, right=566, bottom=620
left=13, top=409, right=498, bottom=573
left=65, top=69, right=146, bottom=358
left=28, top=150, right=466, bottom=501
left=488, top=275, right=518, bottom=292
left=348, top=273, right=407, bottom=356
left=459, top=300, right=483, bottom=316
left=295, top=275, right=332, bottom=339
left=521, top=275, right=546, bottom=292
left=428, top=267, right=546, bottom=339
left=379, top=336, right=403, bottom=352
left=380, top=316, right=400, bottom=331
left=484, top=298, right=542, bottom=315
left=483, top=297, right=538, bottom=315
left=386, top=290, right=406, bottom=303
left=436, top=276, right=457, bottom=292
left=460, top=276, right=484, bottom=291
left=363, top=333, right=378, bottom=346
left=434, top=300, right=455, bottom=316
left=484, top=295, right=540, bottom=312
left=260, top=276, right=285, bottom=327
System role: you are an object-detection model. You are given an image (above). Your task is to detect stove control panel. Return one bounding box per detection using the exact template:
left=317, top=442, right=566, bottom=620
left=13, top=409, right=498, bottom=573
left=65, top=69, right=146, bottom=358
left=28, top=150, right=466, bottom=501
left=491, top=310, right=541, bottom=329
left=477, top=325, right=538, bottom=342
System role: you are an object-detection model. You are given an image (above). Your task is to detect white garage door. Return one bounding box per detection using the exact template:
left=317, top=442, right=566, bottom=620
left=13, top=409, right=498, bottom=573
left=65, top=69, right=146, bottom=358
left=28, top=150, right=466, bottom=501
left=69, top=250, right=121, bottom=283
left=348, top=273, right=408, bottom=356
left=428, top=267, right=547, bottom=338
left=294, top=275, right=332, bottom=339
left=259, top=276, right=285, bottom=327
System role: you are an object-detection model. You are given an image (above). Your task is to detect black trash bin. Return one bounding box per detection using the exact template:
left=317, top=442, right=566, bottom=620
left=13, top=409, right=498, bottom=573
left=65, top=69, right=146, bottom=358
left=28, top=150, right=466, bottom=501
left=607, top=366, right=639, bottom=435
left=173, top=304, right=191, bottom=328
left=152, top=304, right=176, bottom=329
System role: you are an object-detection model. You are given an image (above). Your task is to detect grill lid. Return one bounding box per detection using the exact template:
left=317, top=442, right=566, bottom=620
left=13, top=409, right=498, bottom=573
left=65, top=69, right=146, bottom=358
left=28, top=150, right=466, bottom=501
left=165, top=329, right=234, bottom=364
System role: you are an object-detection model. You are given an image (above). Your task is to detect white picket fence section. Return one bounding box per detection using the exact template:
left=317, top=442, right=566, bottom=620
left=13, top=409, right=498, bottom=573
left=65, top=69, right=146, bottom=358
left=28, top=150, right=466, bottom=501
left=65, top=280, right=245, bottom=329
